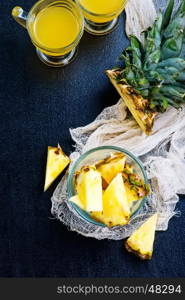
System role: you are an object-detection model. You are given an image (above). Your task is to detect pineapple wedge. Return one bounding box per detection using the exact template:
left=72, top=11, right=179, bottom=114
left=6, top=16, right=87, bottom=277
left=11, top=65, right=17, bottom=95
left=69, top=195, right=85, bottom=210
left=122, top=168, right=150, bottom=206
left=125, top=183, right=140, bottom=204
left=76, top=166, right=103, bottom=212
left=106, top=70, right=157, bottom=135
left=91, top=173, right=130, bottom=227
left=96, top=153, right=126, bottom=184
left=124, top=162, right=134, bottom=174
left=44, top=145, right=70, bottom=191
left=125, top=213, right=158, bottom=260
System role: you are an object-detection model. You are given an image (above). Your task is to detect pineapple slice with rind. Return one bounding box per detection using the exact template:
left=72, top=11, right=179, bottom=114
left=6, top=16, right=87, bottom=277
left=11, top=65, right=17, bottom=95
left=122, top=168, right=150, bottom=206
left=106, top=70, right=157, bottom=135
left=124, top=162, right=134, bottom=174
left=96, top=153, right=126, bottom=184
left=75, top=166, right=103, bottom=212
left=91, top=173, right=130, bottom=227
left=44, top=145, right=70, bottom=191
left=125, top=183, right=140, bottom=204
left=125, top=213, right=158, bottom=260
left=69, top=195, right=85, bottom=210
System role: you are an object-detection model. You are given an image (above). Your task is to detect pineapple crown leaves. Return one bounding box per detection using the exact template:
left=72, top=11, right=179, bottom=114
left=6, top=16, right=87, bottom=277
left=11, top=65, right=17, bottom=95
left=118, top=0, right=185, bottom=112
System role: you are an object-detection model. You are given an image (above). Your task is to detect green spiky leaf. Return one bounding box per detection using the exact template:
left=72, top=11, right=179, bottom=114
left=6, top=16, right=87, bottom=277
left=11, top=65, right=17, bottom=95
left=116, top=0, right=185, bottom=113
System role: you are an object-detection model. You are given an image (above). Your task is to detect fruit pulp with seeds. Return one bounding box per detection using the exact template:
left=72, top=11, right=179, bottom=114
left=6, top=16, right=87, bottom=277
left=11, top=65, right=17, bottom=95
left=33, top=5, right=80, bottom=55
left=78, top=0, right=127, bottom=23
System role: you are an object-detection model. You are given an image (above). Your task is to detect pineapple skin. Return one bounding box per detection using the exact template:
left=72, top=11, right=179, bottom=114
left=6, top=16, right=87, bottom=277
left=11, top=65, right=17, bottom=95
left=122, top=166, right=150, bottom=206
left=125, top=241, right=152, bottom=260
left=44, top=145, right=70, bottom=191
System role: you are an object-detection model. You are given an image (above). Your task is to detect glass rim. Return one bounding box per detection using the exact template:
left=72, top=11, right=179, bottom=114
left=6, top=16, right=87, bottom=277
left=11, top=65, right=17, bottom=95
left=27, top=0, right=84, bottom=54
left=67, top=146, right=149, bottom=227
left=75, top=0, right=127, bottom=18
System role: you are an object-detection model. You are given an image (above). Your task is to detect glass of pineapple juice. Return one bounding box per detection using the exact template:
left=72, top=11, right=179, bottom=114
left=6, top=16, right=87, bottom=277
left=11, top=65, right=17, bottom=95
left=12, top=0, right=84, bottom=67
left=76, top=0, right=128, bottom=35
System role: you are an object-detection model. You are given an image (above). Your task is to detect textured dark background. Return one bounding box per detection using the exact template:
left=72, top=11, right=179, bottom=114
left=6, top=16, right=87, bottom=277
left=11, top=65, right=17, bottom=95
left=0, top=0, right=185, bottom=277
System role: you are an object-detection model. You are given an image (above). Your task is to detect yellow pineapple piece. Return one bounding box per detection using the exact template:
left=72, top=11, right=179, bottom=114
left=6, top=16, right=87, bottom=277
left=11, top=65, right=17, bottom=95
left=122, top=169, right=150, bottom=206
left=76, top=166, right=103, bottom=212
left=44, top=145, right=70, bottom=191
left=90, top=211, right=104, bottom=224
left=125, top=213, right=158, bottom=260
left=69, top=195, right=85, bottom=210
left=106, top=70, right=157, bottom=135
left=96, top=153, right=126, bottom=184
left=124, top=163, right=134, bottom=174
left=91, top=173, right=130, bottom=227
left=125, top=183, right=140, bottom=204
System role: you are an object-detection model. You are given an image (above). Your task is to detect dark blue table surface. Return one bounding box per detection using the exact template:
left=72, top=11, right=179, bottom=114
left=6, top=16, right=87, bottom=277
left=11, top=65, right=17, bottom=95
left=0, top=0, right=185, bottom=278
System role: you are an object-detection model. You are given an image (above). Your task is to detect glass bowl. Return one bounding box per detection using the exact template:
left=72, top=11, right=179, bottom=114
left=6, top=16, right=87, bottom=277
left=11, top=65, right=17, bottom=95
left=67, top=146, right=148, bottom=227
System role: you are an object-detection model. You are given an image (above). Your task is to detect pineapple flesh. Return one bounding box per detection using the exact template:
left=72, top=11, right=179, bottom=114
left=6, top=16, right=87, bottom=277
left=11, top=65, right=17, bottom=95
left=122, top=165, right=150, bottom=206
left=44, top=145, right=70, bottom=191
left=125, top=213, right=158, bottom=260
left=69, top=195, right=85, bottom=210
left=106, top=70, right=156, bottom=135
left=125, top=183, right=140, bottom=204
left=75, top=166, right=103, bottom=212
left=71, top=153, right=150, bottom=228
left=96, top=153, right=126, bottom=184
left=91, top=173, right=130, bottom=227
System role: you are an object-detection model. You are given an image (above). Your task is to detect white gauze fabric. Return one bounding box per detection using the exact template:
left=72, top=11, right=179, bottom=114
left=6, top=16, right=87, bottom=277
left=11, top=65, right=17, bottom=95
left=51, top=0, right=185, bottom=240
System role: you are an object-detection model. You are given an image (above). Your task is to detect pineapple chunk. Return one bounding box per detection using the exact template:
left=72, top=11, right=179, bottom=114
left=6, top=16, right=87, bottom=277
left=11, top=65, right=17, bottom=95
left=124, top=163, right=134, bottom=174
left=125, top=183, right=140, bottom=204
left=96, top=153, right=126, bottom=184
left=122, top=169, right=150, bottom=206
left=44, top=145, right=70, bottom=191
left=69, top=195, right=85, bottom=210
left=91, top=173, right=130, bottom=227
left=125, top=213, right=158, bottom=260
left=76, top=166, right=103, bottom=212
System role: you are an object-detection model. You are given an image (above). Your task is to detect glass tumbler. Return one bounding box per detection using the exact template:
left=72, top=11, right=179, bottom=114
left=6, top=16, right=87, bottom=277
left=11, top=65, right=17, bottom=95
left=12, top=0, right=84, bottom=67
left=76, top=0, right=128, bottom=35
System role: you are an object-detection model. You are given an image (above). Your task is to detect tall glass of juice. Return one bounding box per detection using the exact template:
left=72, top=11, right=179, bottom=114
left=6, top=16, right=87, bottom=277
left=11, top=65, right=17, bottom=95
left=12, top=0, right=84, bottom=67
left=76, top=0, right=128, bottom=35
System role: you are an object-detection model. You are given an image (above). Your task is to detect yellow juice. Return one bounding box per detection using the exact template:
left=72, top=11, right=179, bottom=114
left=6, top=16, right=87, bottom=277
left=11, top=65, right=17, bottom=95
left=33, top=5, right=80, bottom=55
left=78, top=0, right=127, bottom=23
